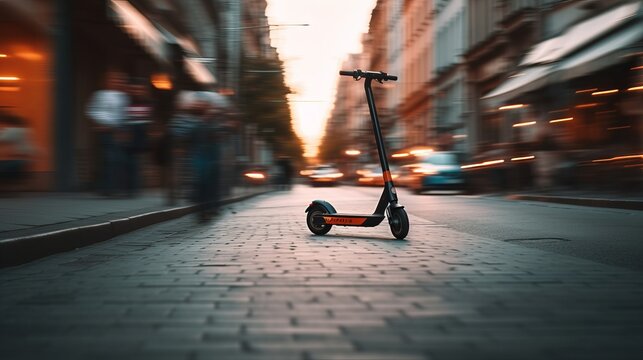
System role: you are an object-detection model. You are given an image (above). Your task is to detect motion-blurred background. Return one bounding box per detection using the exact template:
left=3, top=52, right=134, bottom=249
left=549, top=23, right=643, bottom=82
left=1, top=0, right=641, bottom=198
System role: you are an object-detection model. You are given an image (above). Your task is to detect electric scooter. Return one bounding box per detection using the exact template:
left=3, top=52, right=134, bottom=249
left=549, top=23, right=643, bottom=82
left=305, top=70, right=409, bottom=240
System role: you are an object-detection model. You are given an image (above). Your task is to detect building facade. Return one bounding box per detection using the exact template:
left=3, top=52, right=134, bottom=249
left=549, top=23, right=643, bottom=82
left=433, top=0, right=468, bottom=153
left=464, top=0, right=545, bottom=152
left=323, top=0, right=641, bottom=195
left=0, top=0, right=276, bottom=191
left=400, top=0, right=433, bottom=148
left=478, top=0, right=642, bottom=190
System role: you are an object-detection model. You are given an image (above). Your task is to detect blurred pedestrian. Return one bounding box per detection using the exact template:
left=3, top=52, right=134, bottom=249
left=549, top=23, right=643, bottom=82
left=124, top=78, right=153, bottom=197
left=170, top=94, right=201, bottom=201
left=191, top=104, right=221, bottom=221
left=152, top=121, right=175, bottom=204
left=276, top=156, right=294, bottom=190
left=151, top=87, right=177, bottom=205
left=0, top=112, right=35, bottom=185
left=86, top=70, right=129, bottom=197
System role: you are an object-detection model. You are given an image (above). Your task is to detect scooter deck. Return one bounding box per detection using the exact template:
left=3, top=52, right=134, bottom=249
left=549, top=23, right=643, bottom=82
left=313, top=213, right=385, bottom=227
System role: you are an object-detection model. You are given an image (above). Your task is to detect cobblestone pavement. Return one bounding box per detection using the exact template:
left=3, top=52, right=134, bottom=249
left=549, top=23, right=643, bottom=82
left=1, top=186, right=642, bottom=360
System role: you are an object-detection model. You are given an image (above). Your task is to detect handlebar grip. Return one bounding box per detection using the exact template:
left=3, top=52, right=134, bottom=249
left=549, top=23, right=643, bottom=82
left=339, top=69, right=398, bottom=82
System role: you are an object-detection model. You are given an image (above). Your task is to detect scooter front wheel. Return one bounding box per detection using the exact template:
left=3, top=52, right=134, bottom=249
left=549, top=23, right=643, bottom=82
left=389, top=207, right=409, bottom=239
left=306, top=205, right=332, bottom=235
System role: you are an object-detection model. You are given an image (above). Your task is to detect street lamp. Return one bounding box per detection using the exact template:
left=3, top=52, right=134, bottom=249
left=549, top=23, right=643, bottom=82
left=345, top=149, right=361, bottom=156
left=224, top=24, right=310, bottom=30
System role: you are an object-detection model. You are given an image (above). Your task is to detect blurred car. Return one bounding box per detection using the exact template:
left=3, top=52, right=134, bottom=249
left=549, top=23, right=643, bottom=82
left=396, top=164, right=421, bottom=187
left=242, top=166, right=270, bottom=185
left=401, top=151, right=466, bottom=193
left=299, top=165, right=316, bottom=177
left=308, top=164, right=343, bottom=186
left=356, top=164, right=398, bottom=186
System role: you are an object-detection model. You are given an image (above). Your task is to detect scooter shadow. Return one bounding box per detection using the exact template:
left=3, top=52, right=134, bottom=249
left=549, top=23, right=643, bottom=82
left=307, top=233, right=409, bottom=245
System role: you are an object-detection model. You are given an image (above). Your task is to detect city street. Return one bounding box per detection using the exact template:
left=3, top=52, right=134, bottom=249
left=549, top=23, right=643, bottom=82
left=1, top=185, right=643, bottom=360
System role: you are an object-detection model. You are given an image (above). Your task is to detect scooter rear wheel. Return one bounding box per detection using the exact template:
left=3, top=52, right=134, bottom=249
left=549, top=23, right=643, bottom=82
left=306, top=205, right=332, bottom=235
left=389, top=207, right=409, bottom=239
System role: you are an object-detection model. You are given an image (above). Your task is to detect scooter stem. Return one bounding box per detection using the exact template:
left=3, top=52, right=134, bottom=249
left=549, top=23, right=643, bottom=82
left=364, top=78, right=399, bottom=207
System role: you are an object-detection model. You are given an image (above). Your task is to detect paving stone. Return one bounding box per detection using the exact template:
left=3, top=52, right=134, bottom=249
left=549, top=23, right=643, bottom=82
left=1, top=187, right=642, bottom=359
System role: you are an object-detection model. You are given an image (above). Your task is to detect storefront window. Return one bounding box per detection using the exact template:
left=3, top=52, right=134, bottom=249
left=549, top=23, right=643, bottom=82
left=0, top=4, right=53, bottom=183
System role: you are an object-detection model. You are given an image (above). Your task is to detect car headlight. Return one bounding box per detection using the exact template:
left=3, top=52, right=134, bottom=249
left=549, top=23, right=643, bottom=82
left=244, top=172, right=266, bottom=179
left=413, top=167, right=437, bottom=175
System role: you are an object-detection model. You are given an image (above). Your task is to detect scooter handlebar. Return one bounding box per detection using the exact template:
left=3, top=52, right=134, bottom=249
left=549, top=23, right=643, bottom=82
left=339, top=70, right=398, bottom=81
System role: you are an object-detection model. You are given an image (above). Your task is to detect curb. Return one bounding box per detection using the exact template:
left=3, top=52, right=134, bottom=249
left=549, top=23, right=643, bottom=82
left=0, top=190, right=272, bottom=268
left=507, top=194, right=643, bottom=211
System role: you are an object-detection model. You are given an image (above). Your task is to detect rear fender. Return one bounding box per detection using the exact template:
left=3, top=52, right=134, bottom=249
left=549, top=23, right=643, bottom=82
left=305, top=200, right=337, bottom=214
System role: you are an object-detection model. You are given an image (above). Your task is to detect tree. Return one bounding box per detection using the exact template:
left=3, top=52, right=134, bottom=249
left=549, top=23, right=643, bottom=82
left=318, top=114, right=350, bottom=163
left=238, top=55, right=303, bottom=161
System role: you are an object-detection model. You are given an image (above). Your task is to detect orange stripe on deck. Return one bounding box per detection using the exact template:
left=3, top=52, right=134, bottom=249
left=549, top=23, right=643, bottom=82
left=323, top=216, right=367, bottom=225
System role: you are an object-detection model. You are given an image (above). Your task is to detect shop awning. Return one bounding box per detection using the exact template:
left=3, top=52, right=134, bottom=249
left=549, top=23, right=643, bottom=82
left=484, top=1, right=642, bottom=107
left=109, top=0, right=169, bottom=63
left=521, top=1, right=641, bottom=66
left=558, top=20, right=643, bottom=81
left=109, top=1, right=216, bottom=86
left=157, top=25, right=217, bottom=86
left=481, top=65, right=553, bottom=106
left=184, top=58, right=217, bottom=86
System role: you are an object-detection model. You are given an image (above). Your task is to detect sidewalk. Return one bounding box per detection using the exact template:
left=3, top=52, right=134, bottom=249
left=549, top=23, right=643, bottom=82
left=506, top=189, right=643, bottom=210
left=0, top=186, right=273, bottom=267
left=1, top=186, right=639, bottom=268
left=1, top=185, right=641, bottom=360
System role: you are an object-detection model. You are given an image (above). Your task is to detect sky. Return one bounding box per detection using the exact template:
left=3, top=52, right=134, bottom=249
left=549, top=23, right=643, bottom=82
left=265, top=0, right=377, bottom=158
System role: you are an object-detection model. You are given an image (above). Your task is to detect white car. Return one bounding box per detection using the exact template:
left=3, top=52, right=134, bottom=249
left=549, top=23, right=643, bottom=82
left=308, top=165, right=343, bottom=186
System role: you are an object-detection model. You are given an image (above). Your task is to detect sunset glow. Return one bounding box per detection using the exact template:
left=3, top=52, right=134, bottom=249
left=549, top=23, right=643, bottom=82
left=266, top=0, right=377, bottom=157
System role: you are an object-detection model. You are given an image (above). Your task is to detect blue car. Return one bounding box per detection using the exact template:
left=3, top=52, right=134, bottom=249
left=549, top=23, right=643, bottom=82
left=400, top=151, right=466, bottom=194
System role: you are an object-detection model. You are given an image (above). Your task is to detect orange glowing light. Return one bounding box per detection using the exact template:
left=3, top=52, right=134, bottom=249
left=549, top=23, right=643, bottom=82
left=461, top=159, right=505, bottom=169
left=575, top=103, right=599, bottom=109
left=550, top=117, right=573, bottom=123
left=345, top=149, right=361, bottom=156
left=0, top=54, right=7, bottom=58
left=627, top=85, right=643, bottom=91
left=575, top=88, right=598, bottom=94
left=499, top=104, right=525, bottom=110
left=591, top=89, right=619, bottom=96
left=16, top=52, right=43, bottom=61
left=392, top=153, right=409, bottom=158
left=630, top=65, right=643, bottom=71
left=512, top=121, right=536, bottom=128
left=244, top=172, right=266, bottom=179
left=511, top=156, right=535, bottom=161
left=0, top=76, right=20, bottom=81
left=151, top=73, right=172, bottom=90
left=413, top=166, right=437, bottom=175
left=592, top=154, right=642, bottom=163
left=409, top=148, right=433, bottom=155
